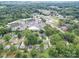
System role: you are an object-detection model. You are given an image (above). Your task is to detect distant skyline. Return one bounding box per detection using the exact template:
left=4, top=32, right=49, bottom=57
left=0, top=0, right=79, bottom=1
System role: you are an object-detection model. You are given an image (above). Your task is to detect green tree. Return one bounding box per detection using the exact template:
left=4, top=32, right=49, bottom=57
left=15, top=50, right=22, bottom=58
left=48, top=47, right=58, bottom=57
left=40, top=43, right=44, bottom=52
left=62, top=44, right=76, bottom=57
left=73, top=29, right=79, bottom=36
left=0, top=26, right=7, bottom=35
left=24, top=29, right=40, bottom=45
left=24, top=37, right=28, bottom=46
left=58, top=19, right=64, bottom=26
left=3, top=34, right=11, bottom=41
left=0, top=44, right=4, bottom=50
left=63, top=32, right=75, bottom=43
left=10, top=45, right=17, bottom=51
left=44, top=25, right=54, bottom=36
left=44, top=25, right=59, bottom=36
left=30, top=49, right=39, bottom=58
left=27, top=33, right=39, bottom=45
left=75, top=44, right=79, bottom=57
left=50, top=34, right=63, bottom=45
left=17, top=32, right=22, bottom=39
left=21, top=53, right=28, bottom=58
left=23, top=29, right=32, bottom=37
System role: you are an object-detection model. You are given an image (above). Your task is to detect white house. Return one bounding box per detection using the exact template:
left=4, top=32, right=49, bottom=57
left=28, top=26, right=40, bottom=31
left=19, top=42, right=25, bottom=49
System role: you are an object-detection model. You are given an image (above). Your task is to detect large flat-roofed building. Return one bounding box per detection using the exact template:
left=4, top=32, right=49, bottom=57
left=7, top=19, right=27, bottom=31
left=7, top=17, right=45, bottom=31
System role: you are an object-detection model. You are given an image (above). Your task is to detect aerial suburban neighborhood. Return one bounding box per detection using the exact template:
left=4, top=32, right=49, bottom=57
left=0, top=1, right=79, bottom=58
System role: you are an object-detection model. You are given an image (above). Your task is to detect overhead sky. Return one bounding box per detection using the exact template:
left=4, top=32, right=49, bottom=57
left=0, top=0, right=79, bottom=1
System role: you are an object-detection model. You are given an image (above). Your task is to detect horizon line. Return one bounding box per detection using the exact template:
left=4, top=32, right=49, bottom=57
left=0, top=0, right=79, bottom=1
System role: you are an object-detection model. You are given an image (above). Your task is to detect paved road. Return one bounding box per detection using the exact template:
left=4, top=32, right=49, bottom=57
left=50, top=24, right=65, bottom=33
left=44, top=16, right=65, bottom=33
left=46, top=37, right=52, bottom=47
